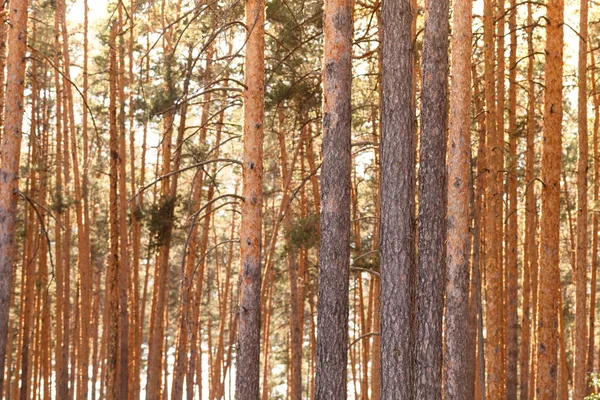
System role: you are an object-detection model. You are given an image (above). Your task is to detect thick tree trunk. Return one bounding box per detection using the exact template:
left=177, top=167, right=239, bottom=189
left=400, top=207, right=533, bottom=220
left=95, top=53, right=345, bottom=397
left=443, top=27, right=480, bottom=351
left=314, top=0, right=352, bottom=398
left=0, top=0, right=29, bottom=390
left=379, top=0, right=416, bottom=398
left=535, top=0, right=564, bottom=397
left=444, top=0, right=471, bottom=396
left=415, top=0, right=449, bottom=398
left=236, top=0, right=265, bottom=397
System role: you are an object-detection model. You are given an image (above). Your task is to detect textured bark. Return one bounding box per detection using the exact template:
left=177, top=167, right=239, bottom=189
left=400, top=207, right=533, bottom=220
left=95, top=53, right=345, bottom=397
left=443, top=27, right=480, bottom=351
left=0, top=0, right=28, bottom=390
left=483, top=0, right=506, bottom=393
left=314, top=0, right=352, bottom=398
left=590, top=48, right=600, bottom=380
left=415, top=0, right=449, bottom=398
left=0, top=0, right=7, bottom=146
left=520, top=3, right=537, bottom=399
left=506, top=0, right=519, bottom=397
left=444, top=0, right=471, bottom=397
left=116, top=6, right=130, bottom=399
left=535, top=0, right=564, bottom=397
left=106, top=22, right=120, bottom=400
left=380, top=0, right=415, bottom=398
left=573, top=0, right=588, bottom=397
left=236, top=0, right=265, bottom=397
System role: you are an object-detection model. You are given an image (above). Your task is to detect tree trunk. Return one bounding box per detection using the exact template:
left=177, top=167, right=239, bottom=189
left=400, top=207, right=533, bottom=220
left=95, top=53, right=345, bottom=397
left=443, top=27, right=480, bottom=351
left=415, top=0, right=449, bottom=398
left=444, top=0, right=471, bottom=396
left=379, top=0, right=416, bottom=398
left=535, top=0, right=564, bottom=397
left=573, top=0, right=589, bottom=397
left=314, top=0, right=352, bottom=398
left=0, top=0, right=29, bottom=391
left=236, top=0, right=265, bottom=397
left=589, top=47, right=600, bottom=382
left=106, top=21, right=120, bottom=400
left=521, top=3, right=537, bottom=399
left=506, top=0, right=519, bottom=397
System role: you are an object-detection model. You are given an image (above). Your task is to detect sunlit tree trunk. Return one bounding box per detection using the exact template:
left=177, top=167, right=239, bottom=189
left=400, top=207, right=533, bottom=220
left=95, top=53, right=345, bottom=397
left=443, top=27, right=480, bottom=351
left=0, top=0, right=29, bottom=390
left=506, top=0, right=518, bottom=397
left=521, top=4, right=537, bottom=399
left=236, top=0, right=265, bottom=396
left=573, top=0, right=589, bottom=397
left=535, top=0, right=564, bottom=396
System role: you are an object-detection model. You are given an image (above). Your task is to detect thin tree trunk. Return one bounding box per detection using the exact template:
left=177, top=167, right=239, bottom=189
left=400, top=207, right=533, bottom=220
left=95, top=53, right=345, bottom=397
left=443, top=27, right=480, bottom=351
left=521, top=3, right=537, bottom=399
left=589, top=47, right=600, bottom=381
left=506, top=0, right=519, bottom=397
left=106, top=21, right=120, bottom=400
left=573, top=0, right=589, bottom=397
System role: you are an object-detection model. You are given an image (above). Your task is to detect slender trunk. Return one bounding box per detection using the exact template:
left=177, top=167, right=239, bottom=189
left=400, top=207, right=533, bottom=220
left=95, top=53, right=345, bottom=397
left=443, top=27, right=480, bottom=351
left=106, top=22, right=120, bottom=400
left=573, top=0, right=589, bottom=397
left=589, top=48, right=600, bottom=382
left=506, top=0, right=519, bottom=397
left=520, top=3, right=537, bottom=399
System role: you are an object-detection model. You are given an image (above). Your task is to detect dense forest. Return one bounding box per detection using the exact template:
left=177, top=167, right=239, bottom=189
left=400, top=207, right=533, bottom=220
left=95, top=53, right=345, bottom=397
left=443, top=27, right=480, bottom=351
left=0, top=0, right=598, bottom=398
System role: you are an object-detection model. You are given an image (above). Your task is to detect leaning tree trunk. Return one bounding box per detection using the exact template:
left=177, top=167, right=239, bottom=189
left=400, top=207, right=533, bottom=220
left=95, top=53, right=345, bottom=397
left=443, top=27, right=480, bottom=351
left=236, top=0, right=265, bottom=397
left=0, top=0, right=29, bottom=390
left=444, top=0, right=472, bottom=396
left=314, top=0, right=353, bottom=398
left=535, top=0, right=564, bottom=397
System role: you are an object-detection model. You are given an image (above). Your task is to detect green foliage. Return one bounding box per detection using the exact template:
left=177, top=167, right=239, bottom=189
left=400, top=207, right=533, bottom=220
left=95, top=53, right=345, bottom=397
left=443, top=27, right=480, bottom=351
left=585, top=373, right=600, bottom=400
left=285, top=214, right=319, bottom=251
left=50, top=192, right=73, bottom=214
left=145, top=195, right=176, bottom=249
